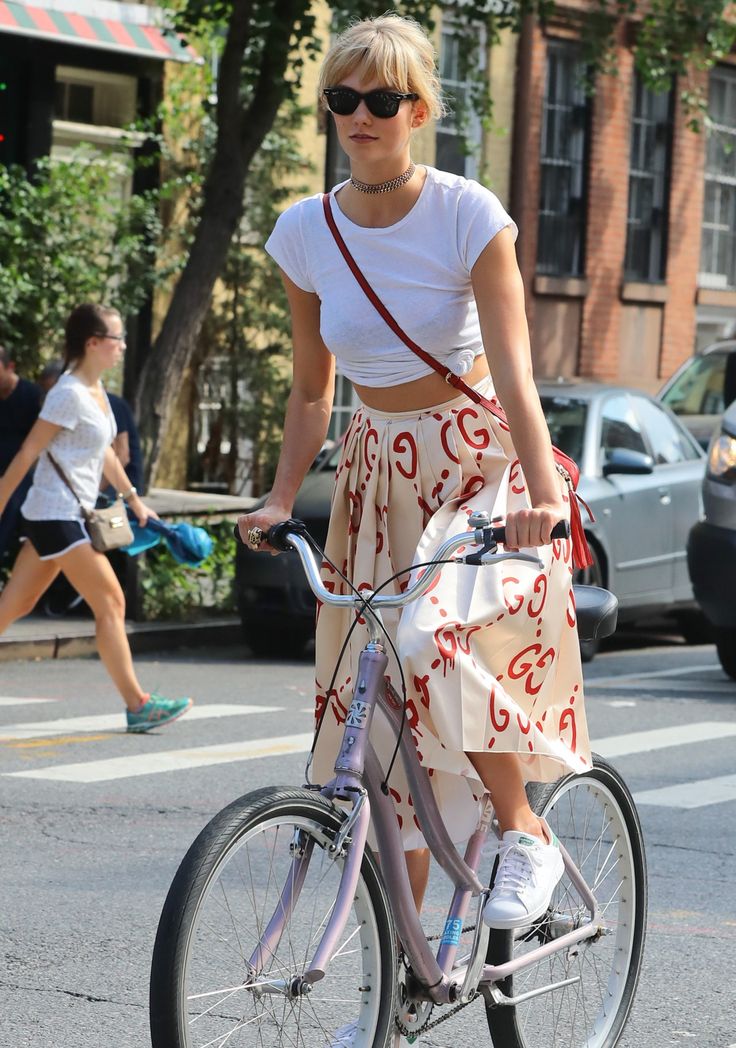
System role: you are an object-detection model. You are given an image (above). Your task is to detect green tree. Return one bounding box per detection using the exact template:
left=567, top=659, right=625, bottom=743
left=0, top=151, right=166, bottom=375
left=191, top=102, right=311, bottom=496
left=133, top=0, right=735, bottom=483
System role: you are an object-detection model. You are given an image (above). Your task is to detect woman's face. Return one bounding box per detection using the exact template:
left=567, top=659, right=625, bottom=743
left=328, top=68, right=426, bottom=168
left=86, top=313, right=125, bottom=370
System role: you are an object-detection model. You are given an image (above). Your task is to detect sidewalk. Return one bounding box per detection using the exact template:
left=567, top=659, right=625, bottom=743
left=0, top=613, right=242, bottom=662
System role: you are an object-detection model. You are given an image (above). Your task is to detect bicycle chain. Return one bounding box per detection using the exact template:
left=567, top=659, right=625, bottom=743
left=395, top=991, right=479, bottom=1037
left=395, top=932, right=481, bottom=1039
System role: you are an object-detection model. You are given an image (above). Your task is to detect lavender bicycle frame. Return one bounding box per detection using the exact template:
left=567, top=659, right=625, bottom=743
left=246, top=527, right=604, bottom=1004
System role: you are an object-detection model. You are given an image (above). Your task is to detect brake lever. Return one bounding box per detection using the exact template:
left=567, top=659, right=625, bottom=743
left=457, top=550, right=544, bottom=569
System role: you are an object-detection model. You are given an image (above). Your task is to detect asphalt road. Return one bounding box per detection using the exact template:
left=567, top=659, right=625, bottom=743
left=0, top=633, right=734, bottom=1048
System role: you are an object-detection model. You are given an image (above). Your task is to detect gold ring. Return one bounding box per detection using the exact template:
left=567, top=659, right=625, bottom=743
left=247, top=526, right=264, bottom=549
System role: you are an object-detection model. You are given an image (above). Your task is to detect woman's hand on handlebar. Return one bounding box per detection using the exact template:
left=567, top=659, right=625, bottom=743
left=236, top=504, right=293, bottom=555
left=503, top=503, right=568, bottom=551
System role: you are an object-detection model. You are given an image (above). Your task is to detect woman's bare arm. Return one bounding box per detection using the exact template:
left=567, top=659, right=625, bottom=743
left=237, top=271, right=335, bottom=550
left=471, top=227, right=566, bottom=548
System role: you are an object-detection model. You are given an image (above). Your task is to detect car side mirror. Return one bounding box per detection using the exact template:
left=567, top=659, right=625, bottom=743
left=602, top=448, right=655, bottom=476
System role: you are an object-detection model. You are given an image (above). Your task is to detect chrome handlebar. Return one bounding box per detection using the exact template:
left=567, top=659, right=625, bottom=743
left=236, top=513, right=570, bottom=612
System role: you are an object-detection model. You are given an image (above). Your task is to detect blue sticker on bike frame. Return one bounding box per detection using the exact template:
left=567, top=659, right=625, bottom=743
left=440, top=918, right=463, bottom=946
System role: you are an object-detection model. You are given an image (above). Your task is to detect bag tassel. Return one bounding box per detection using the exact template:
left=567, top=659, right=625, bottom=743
left=569, top=489, right=595, bottom=572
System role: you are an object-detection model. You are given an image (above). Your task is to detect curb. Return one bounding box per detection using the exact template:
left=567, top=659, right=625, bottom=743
left=0, top=617, right=243, bottom=663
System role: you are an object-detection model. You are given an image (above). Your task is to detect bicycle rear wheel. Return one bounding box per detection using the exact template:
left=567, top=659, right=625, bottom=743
left=150, top=786, right=397, bottom=1048
left=485, top=755, right=647, bottom=1048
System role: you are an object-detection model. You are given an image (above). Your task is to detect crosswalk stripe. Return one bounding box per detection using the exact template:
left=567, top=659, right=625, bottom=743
left=0, top=697, right=57, bottom=708
left=635, top=774, right=736, bottom=809
left=4, top=733, right=315, bottom=782
left=3, top=720, right=734, bottom=788
left=594, top=722, right=736, bottom=758
left=588, top=664, right=721, bottom=685
left=588, top=679, right=735, bottom=693
left=0, top=703, right=284, bottom=741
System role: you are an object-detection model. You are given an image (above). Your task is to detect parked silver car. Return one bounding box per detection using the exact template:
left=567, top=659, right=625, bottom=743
left=658, top=339, right=736, bottom=449
left=539, top=380, right=708, bottom=657
left=236, top=381, right=707, bottom=659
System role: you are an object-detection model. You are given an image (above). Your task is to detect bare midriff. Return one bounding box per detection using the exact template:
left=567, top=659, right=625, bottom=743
left=352, top=353, right=491, bottom=412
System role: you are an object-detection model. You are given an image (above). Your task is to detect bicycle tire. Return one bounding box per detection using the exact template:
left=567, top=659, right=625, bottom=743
left=150, top=786, right=398, bottom=1048
left=484, top=755, right=647, bottom=1048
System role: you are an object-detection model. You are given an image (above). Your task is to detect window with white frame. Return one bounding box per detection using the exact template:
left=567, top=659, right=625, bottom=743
left=328, top=371, right=357, bottom=441
left=436, top=24, right=482, bottom=178
left=537, top=41, right=590, bottom=277
left=625, top=74, right=673, bottom=282
left=700, top=66, right=736, bottom=289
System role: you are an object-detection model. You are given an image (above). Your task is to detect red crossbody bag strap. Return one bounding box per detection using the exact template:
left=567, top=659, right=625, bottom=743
left=321, top=194, right=593, bottom=570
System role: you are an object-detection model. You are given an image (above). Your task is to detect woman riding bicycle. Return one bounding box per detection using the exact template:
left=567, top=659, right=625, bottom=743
left=237, top=13, right=590, bottom=937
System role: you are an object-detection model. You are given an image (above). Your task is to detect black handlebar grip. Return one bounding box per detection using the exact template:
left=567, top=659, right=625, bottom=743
left=491, top=519, right=570, bottom=545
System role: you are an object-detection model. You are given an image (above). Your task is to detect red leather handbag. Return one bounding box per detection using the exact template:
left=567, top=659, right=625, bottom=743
left=322, top=193, right=594, bottom=570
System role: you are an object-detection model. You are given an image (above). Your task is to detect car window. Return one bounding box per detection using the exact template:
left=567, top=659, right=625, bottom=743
left=600, top=394, right=648, bottom=458
left=661, top=352, right=728, bottom=416
left=632, top=396, right=701, bottom=464
left=539, top=396, right=587, bottom=465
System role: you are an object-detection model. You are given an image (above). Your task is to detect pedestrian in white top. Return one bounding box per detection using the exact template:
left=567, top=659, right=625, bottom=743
left=0, top=303, right=193, bottom=733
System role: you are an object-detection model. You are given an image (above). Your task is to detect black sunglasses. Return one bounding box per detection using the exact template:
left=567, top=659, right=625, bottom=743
left=323, top=87, right=419, bottom=119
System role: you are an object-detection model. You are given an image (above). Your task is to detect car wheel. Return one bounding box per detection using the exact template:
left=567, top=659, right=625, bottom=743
left=676, top=610, right=714, bottom=646
left=241, top=619, right=311, bottom=659
left=573, top=538, right=605, bottom=663
left=715, top=627, right=736, bottom=681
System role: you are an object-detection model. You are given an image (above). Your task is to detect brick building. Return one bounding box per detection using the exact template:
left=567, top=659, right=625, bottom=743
left=511, top=5, right=736, bottom=390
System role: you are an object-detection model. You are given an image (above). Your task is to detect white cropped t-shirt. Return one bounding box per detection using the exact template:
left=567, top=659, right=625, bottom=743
left=22, top=372, right=117, bottom=521
left=265, top=166, right=517, bottom=387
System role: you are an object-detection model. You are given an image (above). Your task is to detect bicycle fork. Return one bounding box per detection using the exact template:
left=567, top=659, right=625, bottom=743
left=245, top=646, right=385, bottom=986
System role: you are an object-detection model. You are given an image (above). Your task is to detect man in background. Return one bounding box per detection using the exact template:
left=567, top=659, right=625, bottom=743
left=0, top=345, right=41, bottom=560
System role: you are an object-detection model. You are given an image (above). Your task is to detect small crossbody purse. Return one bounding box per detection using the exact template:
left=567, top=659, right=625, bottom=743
left=322, top=192, right=593, bottom=570
left=46, top=452, right=134, bottom=553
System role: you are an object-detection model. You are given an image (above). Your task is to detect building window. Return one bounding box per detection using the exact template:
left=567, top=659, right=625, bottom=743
left=328, top=372, right=357, bottom=441
left=700, top=66, right=736, bottom=289
left=625, top=75, right=673, bottom=282
left=436, top=25, right=481, bottom=178
left=537, top=42, right=590, bottom=277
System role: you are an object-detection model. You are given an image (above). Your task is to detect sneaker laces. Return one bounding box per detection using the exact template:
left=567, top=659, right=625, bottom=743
left=490, top=842, right=537, bottom=895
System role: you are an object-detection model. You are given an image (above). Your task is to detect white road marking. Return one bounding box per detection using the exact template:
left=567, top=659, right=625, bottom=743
left=604, top=700, right=637, bottom=708
left=587, top=664, right=722, bottom=686
left=595, top=721, right=736, bottom=758
left=5, top=733, right=315, bottom=782
left=0, top=703, right=283, bottom=741
left=0, top=697, right=57, bottom=707
left=635, top=774, right=736, bottom=808
left=588, top=679, right=735, bottom=693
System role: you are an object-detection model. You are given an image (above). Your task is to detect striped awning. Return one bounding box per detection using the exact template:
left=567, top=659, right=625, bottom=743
left=0, top=1, right=198, bottom=62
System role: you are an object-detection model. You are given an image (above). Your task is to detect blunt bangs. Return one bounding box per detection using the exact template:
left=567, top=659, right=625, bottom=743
left=318, top=15, right=445, bottom=122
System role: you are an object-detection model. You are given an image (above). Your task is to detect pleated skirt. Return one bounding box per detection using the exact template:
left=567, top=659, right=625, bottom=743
left=313, top=378, right=591, bottom=849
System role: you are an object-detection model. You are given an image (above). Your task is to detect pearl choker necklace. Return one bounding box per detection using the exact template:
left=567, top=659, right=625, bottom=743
left=350, top=163, right=416, bottom=195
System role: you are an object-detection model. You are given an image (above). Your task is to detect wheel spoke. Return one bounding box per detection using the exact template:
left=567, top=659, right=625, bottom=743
left=151, top=796, right=394, bottom=1048
left=485, top=764, right=645, bottom=1048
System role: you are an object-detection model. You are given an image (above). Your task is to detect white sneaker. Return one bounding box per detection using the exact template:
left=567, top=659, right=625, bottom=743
left=329, top=1019, right=360, bottom=1047
left=482, top=825, right=564, bottom=929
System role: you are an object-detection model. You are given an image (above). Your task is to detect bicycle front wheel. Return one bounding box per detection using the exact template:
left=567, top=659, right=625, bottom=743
left=485, top=755, right=647, bottom=1048
left=150, top=787, right=398, bottom=1048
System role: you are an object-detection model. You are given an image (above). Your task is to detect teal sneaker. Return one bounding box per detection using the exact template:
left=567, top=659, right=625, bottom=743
left=126, top=693, right=193, bottom=733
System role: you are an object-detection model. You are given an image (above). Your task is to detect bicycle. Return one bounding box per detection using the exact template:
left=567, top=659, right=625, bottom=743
left=150, top=512, right=646, bottom=1048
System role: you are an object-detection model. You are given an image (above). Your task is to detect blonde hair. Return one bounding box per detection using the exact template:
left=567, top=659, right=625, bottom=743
left=318, top=14, right=445, bottom=122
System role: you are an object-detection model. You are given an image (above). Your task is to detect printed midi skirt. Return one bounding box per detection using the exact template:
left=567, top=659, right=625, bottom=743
left=313, top=378, right=591, bottom=850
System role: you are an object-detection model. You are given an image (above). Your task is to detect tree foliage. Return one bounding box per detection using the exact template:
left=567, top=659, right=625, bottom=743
left=0, top=151, right=166, bottom=376
left=134, top=0, right=735, bottom=487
